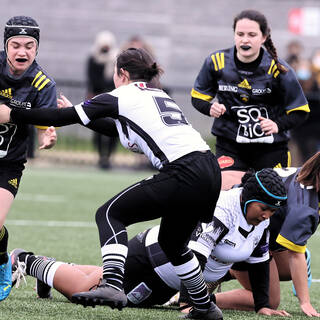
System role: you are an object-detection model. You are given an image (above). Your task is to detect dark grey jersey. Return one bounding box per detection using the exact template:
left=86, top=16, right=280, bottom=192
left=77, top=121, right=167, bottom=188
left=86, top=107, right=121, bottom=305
left=0, top=51, right=56, bottom=164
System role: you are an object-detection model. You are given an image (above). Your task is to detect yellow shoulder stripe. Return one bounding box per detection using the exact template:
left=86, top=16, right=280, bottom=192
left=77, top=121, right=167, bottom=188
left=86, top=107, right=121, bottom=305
left=38, top=78, right=51, bottom=91
left=211, top=52, right=225, bottom=71
left=190, top=88, right=213, bottom=102
left=286, top=104, right=310, bottom=114
left=31, top=71, right=42, bottom=85
left=268, top=59, right=280, bottom=78
left=31, top=71, right=51, bottom=91
left=276, top=234, right=306, bottom=253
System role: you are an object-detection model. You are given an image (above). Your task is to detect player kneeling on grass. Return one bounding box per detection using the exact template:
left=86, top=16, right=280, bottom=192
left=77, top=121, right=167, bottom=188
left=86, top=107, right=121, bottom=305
left=10, top=168, right=289, bottom=317
left=212, top=153, right=320, bottom=318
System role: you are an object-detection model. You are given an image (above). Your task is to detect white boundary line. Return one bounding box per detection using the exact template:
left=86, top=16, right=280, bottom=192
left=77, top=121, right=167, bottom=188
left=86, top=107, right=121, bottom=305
left=6, top=219, right=95, bottom=228
left=16, top=193, right=65, bottom=203
left=6, top=219, right=320, bottom=283
left=6, top=219, right=157, bottom=231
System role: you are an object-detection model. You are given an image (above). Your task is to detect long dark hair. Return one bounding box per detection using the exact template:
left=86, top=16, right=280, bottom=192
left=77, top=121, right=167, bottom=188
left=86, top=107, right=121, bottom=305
left=297, top=152, right=320, bottom=192
left=233, top=9, right=287, bottom=74
left=116, top=48, right=163, bottom=84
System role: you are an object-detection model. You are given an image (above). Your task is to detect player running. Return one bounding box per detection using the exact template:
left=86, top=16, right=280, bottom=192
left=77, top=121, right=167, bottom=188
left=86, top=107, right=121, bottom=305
left=0, top=15, right=57, bottom=301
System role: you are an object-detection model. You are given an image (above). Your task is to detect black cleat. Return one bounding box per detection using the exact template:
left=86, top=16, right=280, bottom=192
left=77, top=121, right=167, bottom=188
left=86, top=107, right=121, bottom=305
left=184, top=302, right=223, bottom=320
left=71, top=279, right=127, bottom=310
left=36, top=278, right=52, bottom=299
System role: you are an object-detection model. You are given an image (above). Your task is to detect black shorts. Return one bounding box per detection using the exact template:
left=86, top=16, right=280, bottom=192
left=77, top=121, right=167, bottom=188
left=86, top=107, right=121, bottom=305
left=215, top=136, right=290, bottom=172
left=124, top=232, right=177, bottom=307
left=103, top=150, right=220, bottom=265
left=0, top=163, right=24, bottom=197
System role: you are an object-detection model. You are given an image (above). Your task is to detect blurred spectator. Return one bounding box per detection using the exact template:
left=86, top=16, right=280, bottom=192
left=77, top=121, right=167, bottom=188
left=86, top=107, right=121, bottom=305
left=120, top=35, right=163, bottom=90
left=121, top=35, right=170, bottom=93
left=86, top=30, right=118, bottom=169
left=311, top=48, right=320, bottom=87
left=291, top=58, right=320, bottom=164
left=121, top=35, right=155, bottom=57
left=285, top=40, right=304, bottom=71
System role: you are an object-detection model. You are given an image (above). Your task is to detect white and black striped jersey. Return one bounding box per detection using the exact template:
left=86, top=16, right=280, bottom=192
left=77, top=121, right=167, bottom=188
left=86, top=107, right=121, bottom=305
left=76, top=82, right=209, bottom=169
left=10, top=82, right=209, bottom=169
left=190, top=188, right=269, bottom=282
left=144, top=187, right=269, bottom=289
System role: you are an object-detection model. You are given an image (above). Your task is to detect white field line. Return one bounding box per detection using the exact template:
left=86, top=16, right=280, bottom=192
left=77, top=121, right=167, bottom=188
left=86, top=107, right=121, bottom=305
left=10, top=194, right=320, bottom=282
left=6, top=219, right=95, bottom=228
left=7, top=217, right=320, bottom=283
left=5, top=219, right=157, bottom=232
left=16, top=193, right=65, bottom=203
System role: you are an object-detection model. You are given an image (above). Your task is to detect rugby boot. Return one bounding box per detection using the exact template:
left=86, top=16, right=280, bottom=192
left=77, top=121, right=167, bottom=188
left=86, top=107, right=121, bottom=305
left=36, top=278, right=52, bottom=299
left=0, top=254, right=11, bottom=301
left=184, top=302, right=223, bottom=320
left=71, top=278, right=127, bottom=310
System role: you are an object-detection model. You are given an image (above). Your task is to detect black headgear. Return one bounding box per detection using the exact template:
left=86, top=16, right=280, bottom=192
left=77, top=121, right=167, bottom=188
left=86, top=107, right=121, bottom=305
left=241, top=168, right=287, bottom=215
left=4, top=16, right=40, bottom=51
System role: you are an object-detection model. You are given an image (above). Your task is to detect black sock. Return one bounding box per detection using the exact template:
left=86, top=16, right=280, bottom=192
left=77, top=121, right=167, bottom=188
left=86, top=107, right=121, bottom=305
left=221, top=270, right=233, bottom=282
left=0, top=226, right=8, bottom=264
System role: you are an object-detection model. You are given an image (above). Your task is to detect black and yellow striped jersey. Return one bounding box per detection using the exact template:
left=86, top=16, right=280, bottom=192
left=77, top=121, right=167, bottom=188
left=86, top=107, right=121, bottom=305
left=0, top=50, right=57, bottom=164
left=269, top=167, right=319, bottom=253
left=191, top=46, right=309, bottom=143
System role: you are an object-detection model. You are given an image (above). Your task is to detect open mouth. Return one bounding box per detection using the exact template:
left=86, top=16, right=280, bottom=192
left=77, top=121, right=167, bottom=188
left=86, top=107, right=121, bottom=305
left=16, top=58, right=28, bottom=63
left=240, top=45, right=251, bottom=51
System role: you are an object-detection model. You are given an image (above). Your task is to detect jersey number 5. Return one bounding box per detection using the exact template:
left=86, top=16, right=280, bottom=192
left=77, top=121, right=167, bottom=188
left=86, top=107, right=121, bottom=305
left=153, top=96, right=188, bottom=126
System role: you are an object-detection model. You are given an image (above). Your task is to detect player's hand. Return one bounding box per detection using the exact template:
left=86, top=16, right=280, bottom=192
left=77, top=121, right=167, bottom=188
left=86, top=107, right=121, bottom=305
left=259, top=117, right=278, bottom=135
left=0, top=104, right=11, bottom=123
left=300, top=302, right=320, bottom=317
left=258, top=307, right=291, bottom=317
left=210, top=102, right=226, bottom=118
left=39, top=126, right=57, bottom=150
left=179, top=303, right=191, bottom=314
left=57, top=94, right=72, bottom=109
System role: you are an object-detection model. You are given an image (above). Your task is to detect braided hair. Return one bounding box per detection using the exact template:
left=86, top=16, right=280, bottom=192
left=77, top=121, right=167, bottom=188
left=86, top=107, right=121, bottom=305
left=241, top=168, right=287, bottom=215
left=233, top=10, right=287, bottom=74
